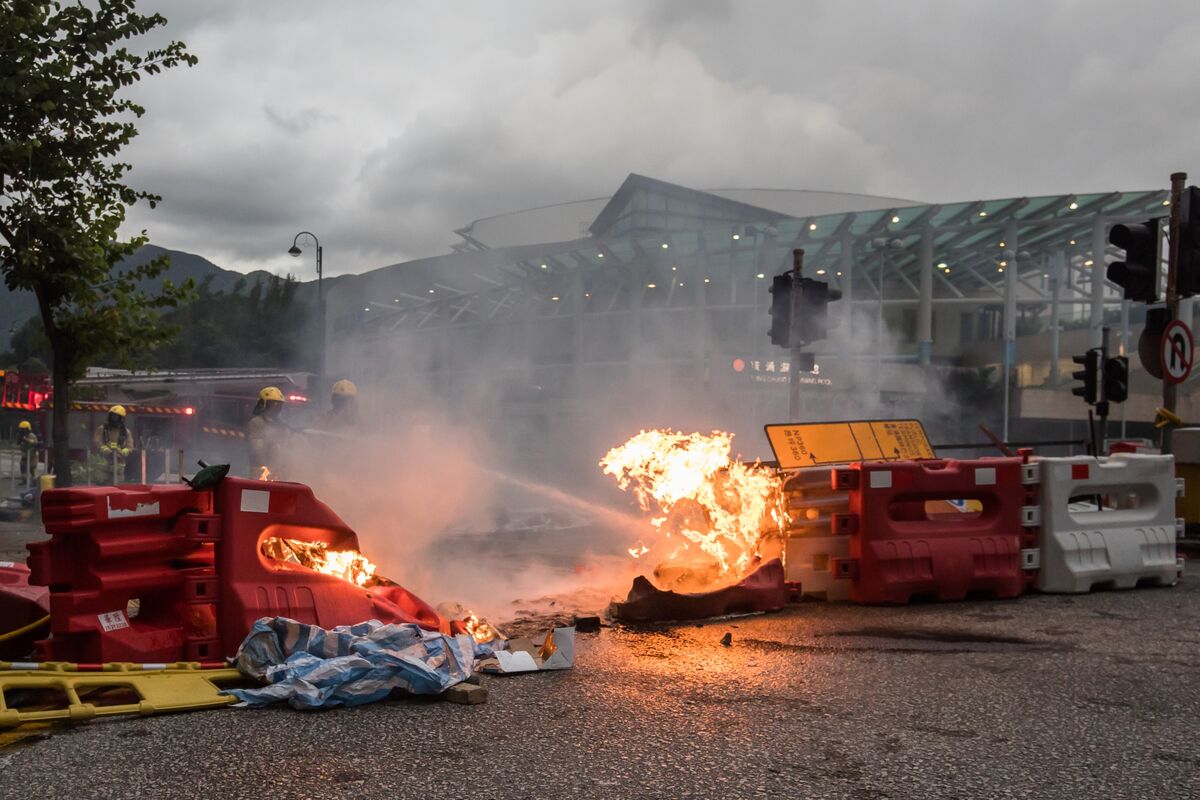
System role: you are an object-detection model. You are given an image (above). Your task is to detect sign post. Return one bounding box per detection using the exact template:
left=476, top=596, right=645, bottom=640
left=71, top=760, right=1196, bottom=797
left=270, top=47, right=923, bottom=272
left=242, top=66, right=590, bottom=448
left=788, top=249, right=804, bottom=421
left=1163, top=171, right=1187, bottom=453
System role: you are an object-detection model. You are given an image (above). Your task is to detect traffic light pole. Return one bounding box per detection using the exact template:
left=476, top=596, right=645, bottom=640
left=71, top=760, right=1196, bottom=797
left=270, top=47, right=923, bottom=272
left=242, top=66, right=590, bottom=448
left=1163, top=171, right=1187, bottom=454
left=789, top=249, right=803, bottom=421
left=1097, top=325, right=1110, bottom=454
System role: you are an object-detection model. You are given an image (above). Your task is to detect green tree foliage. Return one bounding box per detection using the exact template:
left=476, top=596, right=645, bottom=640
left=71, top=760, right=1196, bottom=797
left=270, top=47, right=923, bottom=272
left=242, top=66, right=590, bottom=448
left=0, top=315, right=53, bottom=371
left=0, top=1, right=196, bottom=485
left=152, top=274, right=314, bottom=370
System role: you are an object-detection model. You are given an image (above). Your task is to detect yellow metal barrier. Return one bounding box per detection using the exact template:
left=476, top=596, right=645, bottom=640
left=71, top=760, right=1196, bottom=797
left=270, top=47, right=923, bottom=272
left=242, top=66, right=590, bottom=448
left=0, top=662, right=247, bottom=728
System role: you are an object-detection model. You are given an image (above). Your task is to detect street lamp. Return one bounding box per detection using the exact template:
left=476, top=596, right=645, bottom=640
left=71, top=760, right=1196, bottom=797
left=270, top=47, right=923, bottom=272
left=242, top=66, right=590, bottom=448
left=288, top=231, right=324, bottom=407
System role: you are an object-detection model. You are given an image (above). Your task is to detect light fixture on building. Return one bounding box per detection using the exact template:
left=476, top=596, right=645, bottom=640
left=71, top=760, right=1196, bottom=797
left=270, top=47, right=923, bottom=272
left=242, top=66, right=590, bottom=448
left=540, top=263, right=548, bottom=269
left=998, top=267, right=1004, bottom=273
left=646, top=283, right=656, bottom=289
left=891, top=215, right=900, bottom=224
left=1069, top=239, right=1076, bottom=245
left=998, top=241, right=1005, bottom=248
left=978, top=211, right=988, bottom=217
left=597, top=252, right=604, bottom=258
left=428, top=289, right=435, bottom=294
left=703, top=278, right=711, bottom=283
left=363, top=307, right=370, bottom=312
left=551, top=296, right=560, bottom=301
left=836, top=271, right=843, bottom=276
left=808, top=223, right=817, bottom=231
left=937, top=262, right=948, bottom=269
left=1083, top=259, right=1094, bottom=266
left=732, top=233, right=740, bottom=240
left=816, top=269, right=826, bottom=275
left=661, top=243, right=669, bottom=249
left=1163, top=199, right=1171, bottom=206
left=671, top=265, right=677, bottom=271
left=1000, top=260, right=1008, bottom=267
left=756, top=273, right=765, bottom=279
left=1068, top=201, right=1078, bottom=210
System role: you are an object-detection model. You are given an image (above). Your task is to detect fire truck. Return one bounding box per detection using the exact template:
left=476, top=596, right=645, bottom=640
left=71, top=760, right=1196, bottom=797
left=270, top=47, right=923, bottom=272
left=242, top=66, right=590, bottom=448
left=1, top=368, right=313, bottom=480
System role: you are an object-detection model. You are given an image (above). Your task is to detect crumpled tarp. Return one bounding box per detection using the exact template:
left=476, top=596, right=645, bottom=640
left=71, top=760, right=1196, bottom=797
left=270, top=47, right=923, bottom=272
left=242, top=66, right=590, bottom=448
left=224, top=617, right=477, bottom=709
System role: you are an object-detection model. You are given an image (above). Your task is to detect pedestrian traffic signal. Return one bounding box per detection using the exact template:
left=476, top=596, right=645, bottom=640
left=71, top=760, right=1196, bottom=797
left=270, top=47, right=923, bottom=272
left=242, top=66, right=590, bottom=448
left=1107, top=219, right=1161, bottom=303
left=768, top=273, right=792, bottom=347
left=1177, top=186, right=1200, bottom=298
left=1071, top=349, right=1100, bottom=405
left=1104, top=355, right=1129, bottom=404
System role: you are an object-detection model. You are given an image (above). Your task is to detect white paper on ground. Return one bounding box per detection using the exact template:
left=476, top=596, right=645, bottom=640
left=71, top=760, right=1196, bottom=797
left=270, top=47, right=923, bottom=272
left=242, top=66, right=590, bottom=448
left=480, top=626, right=575, bottom=674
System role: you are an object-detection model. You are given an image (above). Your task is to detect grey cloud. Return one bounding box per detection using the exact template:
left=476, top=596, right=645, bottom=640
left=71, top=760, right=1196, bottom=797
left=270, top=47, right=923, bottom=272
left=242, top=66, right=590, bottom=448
left=115, top=1, right=1200, bottom=276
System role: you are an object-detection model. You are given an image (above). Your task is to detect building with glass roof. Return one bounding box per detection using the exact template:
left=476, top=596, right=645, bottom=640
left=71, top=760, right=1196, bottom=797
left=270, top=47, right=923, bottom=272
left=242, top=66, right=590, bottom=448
left=326, top=174, right=1184, bottom=474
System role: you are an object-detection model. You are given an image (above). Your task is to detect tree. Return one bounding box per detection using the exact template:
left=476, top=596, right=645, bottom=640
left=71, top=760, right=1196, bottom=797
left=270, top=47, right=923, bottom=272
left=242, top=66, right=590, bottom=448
left=0, top=1, right=197, bottom=485
left=151, top=274, right=315, bottom=370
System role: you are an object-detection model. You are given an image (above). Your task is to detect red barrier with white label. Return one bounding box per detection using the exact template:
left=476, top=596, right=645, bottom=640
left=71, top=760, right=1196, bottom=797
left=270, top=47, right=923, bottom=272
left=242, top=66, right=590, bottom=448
left=210, top=477, right=447, bottom=650
left=832, top=458, right=1032, bottom=604
left=28, top=478, right=448, bottom=663
left=27, top=484, right=220, bottom=662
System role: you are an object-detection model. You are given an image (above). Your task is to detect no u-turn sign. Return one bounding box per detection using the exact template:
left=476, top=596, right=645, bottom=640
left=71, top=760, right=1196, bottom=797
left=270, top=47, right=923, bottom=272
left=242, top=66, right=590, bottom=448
left=1161, top=319, right=1194, bottom=385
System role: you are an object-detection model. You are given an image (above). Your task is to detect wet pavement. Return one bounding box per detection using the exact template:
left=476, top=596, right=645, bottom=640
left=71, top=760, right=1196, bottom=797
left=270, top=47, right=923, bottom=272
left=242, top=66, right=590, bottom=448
left=3, top=559, right=1199, bottom=799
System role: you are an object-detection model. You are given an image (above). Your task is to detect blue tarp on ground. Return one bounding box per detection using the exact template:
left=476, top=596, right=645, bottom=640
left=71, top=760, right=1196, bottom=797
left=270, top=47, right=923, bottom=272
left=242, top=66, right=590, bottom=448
left=224, top=617, right=477, bottom=709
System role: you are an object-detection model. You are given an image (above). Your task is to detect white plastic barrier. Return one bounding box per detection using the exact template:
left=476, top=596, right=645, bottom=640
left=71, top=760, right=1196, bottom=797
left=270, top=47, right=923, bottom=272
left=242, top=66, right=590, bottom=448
left=784, top=535, right=851, bottom=600
left=779, top=467, right=852, bottom=600
left=1035, top=454, right=1183, bottom=593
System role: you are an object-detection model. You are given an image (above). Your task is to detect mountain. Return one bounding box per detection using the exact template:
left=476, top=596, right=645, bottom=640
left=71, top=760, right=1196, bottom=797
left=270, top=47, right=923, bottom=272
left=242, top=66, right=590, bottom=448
left=1, top=245, right=333, bottom=349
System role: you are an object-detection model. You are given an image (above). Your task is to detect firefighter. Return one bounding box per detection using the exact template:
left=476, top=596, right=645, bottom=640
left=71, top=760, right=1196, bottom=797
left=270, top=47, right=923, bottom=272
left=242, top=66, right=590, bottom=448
left=326, top=379, right=358, bottom=430
left=16, top=420, right=39, bottom=485
left=246, top=386, right=288, bottom=478
left=94, top=405, right=133, bottom=485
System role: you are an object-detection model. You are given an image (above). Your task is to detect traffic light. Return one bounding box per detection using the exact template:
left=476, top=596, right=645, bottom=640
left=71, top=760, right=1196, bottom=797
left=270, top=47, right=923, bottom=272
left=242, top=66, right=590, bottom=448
left=1071, top=349, right=1101, bottom=405
left=1103, top=355, right=1129, bottom=403
left=1178, top=186, right=1200, bottom=297
left=1107, top=218, right=1161, bottom=303
left=791, top=278, right=841, bottom=344
left=768, top=273, right=792, bottom=347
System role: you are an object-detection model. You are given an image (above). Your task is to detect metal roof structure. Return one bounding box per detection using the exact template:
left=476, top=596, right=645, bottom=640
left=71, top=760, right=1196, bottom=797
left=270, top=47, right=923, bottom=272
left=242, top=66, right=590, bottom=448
left=338, top=177, right=1170, bottom=362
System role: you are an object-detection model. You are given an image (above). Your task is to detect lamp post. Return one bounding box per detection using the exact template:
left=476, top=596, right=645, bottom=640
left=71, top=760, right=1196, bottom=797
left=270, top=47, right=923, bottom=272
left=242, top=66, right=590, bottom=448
left=288, top=231, right=324, bottom=407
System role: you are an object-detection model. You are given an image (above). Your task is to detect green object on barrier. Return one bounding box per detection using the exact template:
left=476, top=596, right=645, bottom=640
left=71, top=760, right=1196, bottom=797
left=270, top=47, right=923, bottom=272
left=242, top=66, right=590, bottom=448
left=185, top=461, right=229, bottom=491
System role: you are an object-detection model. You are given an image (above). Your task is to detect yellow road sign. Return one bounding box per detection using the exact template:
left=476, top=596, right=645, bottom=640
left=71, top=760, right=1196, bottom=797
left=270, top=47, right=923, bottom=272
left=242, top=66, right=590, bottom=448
left=764, top=419, right=935, bottom=469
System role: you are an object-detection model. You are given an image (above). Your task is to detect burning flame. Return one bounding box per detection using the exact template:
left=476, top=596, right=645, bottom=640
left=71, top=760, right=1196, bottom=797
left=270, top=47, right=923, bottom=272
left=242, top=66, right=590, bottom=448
left=463, top=610, right=502, bottom=644
left=262, top=537, right=378, bottom=586
left=258, top=466, right=271, bottom=481
left=600, top=429, right=786, bottom=592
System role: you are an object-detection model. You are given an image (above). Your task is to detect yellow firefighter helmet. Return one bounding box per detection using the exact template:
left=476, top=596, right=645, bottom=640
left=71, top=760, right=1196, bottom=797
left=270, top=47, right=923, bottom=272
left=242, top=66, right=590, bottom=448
left=18, top=420, right=32, bottom=430
left=331, top=380, right=358, bottom=397
left=109, top=405, right=127, bottom=418
left=258, top=387, right=284, bottom=403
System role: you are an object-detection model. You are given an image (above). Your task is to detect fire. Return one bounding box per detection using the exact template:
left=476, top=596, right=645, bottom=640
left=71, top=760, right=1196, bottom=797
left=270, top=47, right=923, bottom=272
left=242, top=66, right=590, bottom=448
left=463, top=610, right=502, bottom=644
left=262, top=537, right=378, bottom=586
left=600, top=429, right=786, bottom=592
left=258, top=466, right=271, bottom=481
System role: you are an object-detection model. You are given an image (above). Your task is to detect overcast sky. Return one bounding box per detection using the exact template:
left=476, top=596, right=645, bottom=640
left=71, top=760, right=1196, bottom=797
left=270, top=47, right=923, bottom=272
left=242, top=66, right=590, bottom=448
left=121, top=0, right=1200, bottom=277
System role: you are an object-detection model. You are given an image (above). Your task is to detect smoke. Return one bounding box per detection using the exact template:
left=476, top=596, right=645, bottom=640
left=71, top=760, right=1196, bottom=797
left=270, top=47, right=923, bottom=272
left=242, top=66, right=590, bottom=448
left=286, top=244, right=992, bottom=621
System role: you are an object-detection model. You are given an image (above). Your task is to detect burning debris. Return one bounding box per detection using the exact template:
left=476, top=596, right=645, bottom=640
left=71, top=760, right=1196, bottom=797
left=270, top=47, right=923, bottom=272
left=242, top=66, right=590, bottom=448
left=262, top=537, right=379, bottom=587
left=600, top=429, right=787, bottom=594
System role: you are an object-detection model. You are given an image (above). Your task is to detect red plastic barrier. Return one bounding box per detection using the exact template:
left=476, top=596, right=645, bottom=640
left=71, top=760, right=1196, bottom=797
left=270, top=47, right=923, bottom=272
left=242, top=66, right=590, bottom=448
left=0, top=562, right=49, bottom=659
left=611, top=558, right=787, bottom=622
left=27, top=478, right=448, bottom=663
left=833, top=458, right=1028, bottom=604
left=28, top=484, right=219, bottom=662
left=211, top=477, right=448, bottom=652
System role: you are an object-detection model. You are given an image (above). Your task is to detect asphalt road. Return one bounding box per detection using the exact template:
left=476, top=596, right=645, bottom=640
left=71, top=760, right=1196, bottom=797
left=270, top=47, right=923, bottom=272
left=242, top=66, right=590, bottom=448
left=3, top=553, right=1199, bottom=799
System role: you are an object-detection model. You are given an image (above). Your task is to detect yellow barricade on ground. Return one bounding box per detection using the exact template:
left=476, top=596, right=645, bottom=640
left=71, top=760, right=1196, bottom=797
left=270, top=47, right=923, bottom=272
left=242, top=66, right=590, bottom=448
left=0, top=661, right=246, bottom=728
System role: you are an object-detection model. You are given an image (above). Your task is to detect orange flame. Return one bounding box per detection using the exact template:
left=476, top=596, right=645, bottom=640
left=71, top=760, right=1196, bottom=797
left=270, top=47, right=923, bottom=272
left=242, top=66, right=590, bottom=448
left=262, top=537, right=378, bottom=586
left=258, top=466, right=271, bottom=481
left=600, top=429, right=786, bottom=592
left=463, top=610, right=502, bottom=644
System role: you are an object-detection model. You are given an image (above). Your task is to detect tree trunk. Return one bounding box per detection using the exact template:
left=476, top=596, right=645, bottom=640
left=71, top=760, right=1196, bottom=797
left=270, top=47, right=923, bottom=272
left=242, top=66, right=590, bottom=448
left=50, top=336, right=72, bottom=487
